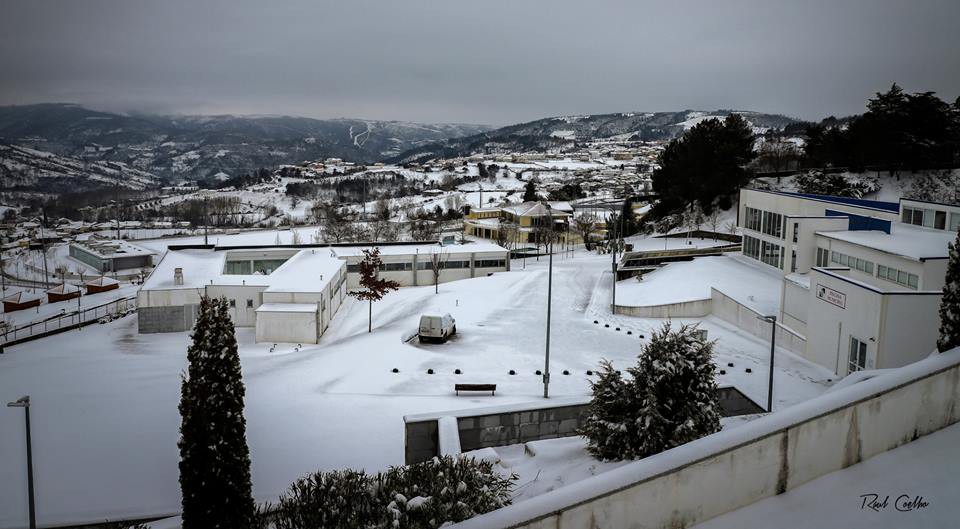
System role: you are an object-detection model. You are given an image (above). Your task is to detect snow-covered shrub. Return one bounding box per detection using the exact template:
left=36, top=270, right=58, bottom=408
left=580, top=323, right=722, bottom=461
left=271, top=455, right=515, bottom=529
left=794, top=170, right=879, bottom=198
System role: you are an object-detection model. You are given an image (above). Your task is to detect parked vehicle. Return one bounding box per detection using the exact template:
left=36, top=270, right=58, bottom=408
left=419, top=313, right=456, bottom=343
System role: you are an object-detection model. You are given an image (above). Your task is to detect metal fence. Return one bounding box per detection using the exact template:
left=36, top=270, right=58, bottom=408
left=1, top=296, right=137, bottom=347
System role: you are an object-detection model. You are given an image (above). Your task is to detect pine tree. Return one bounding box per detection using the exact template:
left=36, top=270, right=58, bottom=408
left=581, top=323, right=722, bottom=461
left=179, top=296, right=256, bottom=529
left=629, top=323, right=721, bottom=458
left=522, top=180, right=538, bottom=202
left=580, top=360, right=638, bottom=460
left=938, top=230, right=960, bottom=352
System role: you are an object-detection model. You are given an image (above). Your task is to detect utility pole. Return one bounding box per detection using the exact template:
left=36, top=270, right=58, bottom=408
left=543, top=203, right=554, bottom=398
left=39, top=210, right=49, bottom=290
left=7, top=396, right=35, bottom=529
left=203, top=196, right=209, bottom=246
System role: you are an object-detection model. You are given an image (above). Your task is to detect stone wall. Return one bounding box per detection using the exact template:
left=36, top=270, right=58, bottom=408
left=404, top=387, right=763, bottom=464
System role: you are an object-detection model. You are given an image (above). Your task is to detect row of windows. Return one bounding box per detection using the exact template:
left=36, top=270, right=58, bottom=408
left=901, top=206, right=960, bottom=231
left=877, top=264, right=919, bottom=289
left=743, top=207, right=785, bottom=239
left=347, top=259, right=506, bottom=273
left=821, top=247, right=919, bottom=290
left=743, top=235, right=784, bottom=269
left=831, top=251, right=874, bottom=275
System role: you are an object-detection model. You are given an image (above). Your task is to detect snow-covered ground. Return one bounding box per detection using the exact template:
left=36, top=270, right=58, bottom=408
left=615, top=255, right=783, bottom=315
left=0, top=248, right=832, bottom=528
left=694, top=420, right=960, bottom=529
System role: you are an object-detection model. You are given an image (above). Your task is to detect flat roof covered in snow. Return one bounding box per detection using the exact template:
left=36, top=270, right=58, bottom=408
left=816, top=223, right=954, bottom=261
left=329, top=242, right=508, bottom=257
left=71, top=239, right=155, bottom=259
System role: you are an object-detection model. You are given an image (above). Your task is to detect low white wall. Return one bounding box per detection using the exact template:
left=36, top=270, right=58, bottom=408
left=452, top=348, right=960, bottom=529
left=710, top=288, right=807, bottom=356
left=613, top=298, right=712, bottom=318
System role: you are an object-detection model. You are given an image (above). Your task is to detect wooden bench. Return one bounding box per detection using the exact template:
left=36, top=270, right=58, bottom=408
left=455, top=383, right=496, bottom=396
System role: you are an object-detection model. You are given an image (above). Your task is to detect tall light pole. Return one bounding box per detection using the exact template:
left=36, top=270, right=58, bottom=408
left=758, top=315, right=777, bottom=412
left=8, top=396, right=35, bottom=529
left=543, top=203, right=554, bottom=398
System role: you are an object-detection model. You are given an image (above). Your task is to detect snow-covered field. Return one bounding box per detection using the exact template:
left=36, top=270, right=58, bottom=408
left=0, top=249, right=832, bottom=528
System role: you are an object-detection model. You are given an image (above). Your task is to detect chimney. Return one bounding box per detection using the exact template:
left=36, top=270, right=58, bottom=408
left=174, top=267, right=184, bottom=286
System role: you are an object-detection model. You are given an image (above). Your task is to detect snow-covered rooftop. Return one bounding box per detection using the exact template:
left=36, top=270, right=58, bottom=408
left=264, top=250, right=344, bottom=293
left=816, top=223, right=954, bottom=261
left=330, top=242, right=507, bottom=257
left=70, top=239, right=155, bottom=259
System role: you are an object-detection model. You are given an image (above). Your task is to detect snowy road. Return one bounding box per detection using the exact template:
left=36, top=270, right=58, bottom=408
left=0, top=250, right=832, bottom=528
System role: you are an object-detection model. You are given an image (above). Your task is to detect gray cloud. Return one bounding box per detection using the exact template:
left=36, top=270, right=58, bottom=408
left=1, top=0, right=958, bottom=125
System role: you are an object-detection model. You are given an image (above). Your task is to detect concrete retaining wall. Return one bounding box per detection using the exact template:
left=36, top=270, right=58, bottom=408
left=404, top=387, right=763, bottom=465
left=710, top=287, right=807, bottom=356
left=451, top=349, right=960, bottom=529
left=613, top=298, right=712, bottom=318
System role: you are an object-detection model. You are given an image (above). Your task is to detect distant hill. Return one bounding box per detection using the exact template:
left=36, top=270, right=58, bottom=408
left=389, top=110, right=798, bottom=163
left=0, top=103, right=492, bottom=189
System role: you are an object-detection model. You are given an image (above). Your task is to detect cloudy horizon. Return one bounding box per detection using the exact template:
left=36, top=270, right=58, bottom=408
left=2, top=0, right=958, bottom=126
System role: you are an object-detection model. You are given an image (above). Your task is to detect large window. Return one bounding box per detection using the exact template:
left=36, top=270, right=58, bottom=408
left=816, top=247, right=830, bottom=267
left=903, top=206, right=948, bottom=230
left=951, top=212, right=960, bottom=232
left=761, top=211, right=784, bottom=238
left=476, top=259, right=506, bottom=268
left=743, top=235, right=761, bottom=259
left=848, top=337, right=867, bottom=374
left=381, top=262, right=412, bottom=272
left=744, top=207, right=762, bottom=232
left=830, top=251, right=874, bottom=275
left=760, top=241, right=784, bottom=269
left=876, top=264, right=919, bottom=289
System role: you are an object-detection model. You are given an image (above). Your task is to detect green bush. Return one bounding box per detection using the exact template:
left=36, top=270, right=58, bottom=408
left=272, top=455, right=515, bottom=529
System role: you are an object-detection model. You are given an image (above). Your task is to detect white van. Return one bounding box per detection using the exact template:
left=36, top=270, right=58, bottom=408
left=419, top=313, right=457, bottom=343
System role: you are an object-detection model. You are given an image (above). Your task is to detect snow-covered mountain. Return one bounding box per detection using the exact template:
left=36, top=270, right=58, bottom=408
left=0, top=104, right=492, bottom=188
left=390, top=110, right=798, bottom=163
left=0, top=143, right=159, bottom=192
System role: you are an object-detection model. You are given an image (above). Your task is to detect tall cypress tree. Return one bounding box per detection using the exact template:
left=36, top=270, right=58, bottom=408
left=179, top=297, right=256, bottom=529
left=938, top=230, right=960, bottom=352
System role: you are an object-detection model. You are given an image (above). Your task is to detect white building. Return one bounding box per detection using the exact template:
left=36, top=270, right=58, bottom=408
left=137, top=242, right=509, bottom=343
left=738, top=188, right=954, bottom=376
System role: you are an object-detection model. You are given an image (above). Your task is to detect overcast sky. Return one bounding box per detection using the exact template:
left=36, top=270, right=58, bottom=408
left=1, top=0, right=958, bottom=126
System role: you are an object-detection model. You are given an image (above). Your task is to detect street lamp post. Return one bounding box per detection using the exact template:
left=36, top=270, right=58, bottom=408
left=758, top=315, right=777, bottom=412
left=7, top=396, right=35, bottom=529
left=543, top=203, right=554, bottom=398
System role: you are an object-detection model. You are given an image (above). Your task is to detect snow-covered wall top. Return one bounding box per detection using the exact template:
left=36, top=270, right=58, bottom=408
left=451, top=347, right=960, bottom=529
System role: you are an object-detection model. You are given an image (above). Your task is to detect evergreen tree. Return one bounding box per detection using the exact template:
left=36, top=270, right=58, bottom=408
left=179, top=296, right=256, bottom=529
left=651, top=113, right=755, bottom=218
left=580, top=323, right=721, bottom=461
left=938, top=230, right=960, bottom=352
left=522, top=180, right=538, bottom=202
left=579, top=361, right=638, bottom=460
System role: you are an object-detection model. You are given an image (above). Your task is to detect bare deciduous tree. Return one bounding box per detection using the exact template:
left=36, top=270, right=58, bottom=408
left=428, top=249, right=449, bottom=294
left=573, top=213, right=599, bottom=250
